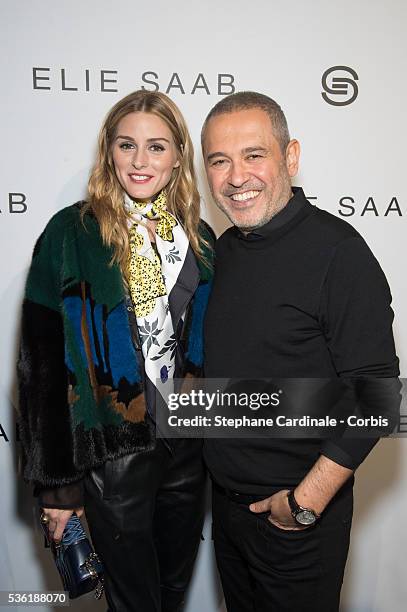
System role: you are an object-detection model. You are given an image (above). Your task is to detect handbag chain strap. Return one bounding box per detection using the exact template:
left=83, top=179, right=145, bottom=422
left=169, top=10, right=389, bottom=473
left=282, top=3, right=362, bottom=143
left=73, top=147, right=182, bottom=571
left=80, top=552, right=104, bottom=599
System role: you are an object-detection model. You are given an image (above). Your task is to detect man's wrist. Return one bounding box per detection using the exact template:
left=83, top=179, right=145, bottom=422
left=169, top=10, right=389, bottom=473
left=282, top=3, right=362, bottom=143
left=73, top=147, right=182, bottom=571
left=293, top=487, right=326, bottom=516
left=288, top=489, right=321, bottom=526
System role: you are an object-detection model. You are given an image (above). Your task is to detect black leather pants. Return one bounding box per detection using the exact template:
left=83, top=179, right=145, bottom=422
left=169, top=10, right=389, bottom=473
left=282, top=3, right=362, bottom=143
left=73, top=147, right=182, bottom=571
left=84, top=439, right=206, bottom=612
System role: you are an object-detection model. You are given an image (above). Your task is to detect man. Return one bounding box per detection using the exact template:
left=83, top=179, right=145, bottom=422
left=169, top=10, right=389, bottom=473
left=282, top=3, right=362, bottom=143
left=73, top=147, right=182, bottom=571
left=201, top=92, right=399, bottom=611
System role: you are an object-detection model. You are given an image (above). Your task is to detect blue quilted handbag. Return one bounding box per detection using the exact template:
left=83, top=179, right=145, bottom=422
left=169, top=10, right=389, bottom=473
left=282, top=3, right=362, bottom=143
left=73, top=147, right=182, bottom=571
left=42, top=513, right=104, bottom=599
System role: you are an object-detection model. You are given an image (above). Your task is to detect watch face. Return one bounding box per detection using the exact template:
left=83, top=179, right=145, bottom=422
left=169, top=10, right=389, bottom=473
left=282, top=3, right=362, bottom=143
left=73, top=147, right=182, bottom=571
left=296, top=510, right=316, bottom=526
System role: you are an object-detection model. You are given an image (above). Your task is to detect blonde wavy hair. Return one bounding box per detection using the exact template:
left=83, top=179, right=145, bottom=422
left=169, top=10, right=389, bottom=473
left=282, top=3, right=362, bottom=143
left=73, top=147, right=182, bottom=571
left=85, top=90, right=205, bottom=274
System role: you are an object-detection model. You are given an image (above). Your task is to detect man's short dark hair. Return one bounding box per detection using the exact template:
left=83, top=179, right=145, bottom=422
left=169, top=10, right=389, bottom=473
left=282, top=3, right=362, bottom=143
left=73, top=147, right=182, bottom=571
left=201, top=91, right=290, bottom=153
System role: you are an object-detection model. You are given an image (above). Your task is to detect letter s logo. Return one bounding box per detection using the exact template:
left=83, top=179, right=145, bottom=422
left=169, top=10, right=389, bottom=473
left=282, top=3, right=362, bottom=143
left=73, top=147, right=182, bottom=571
left=322, top=66, right=359, bottom=106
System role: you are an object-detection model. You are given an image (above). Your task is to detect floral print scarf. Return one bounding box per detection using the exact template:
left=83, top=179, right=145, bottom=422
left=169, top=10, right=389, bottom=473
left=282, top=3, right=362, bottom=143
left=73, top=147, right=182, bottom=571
left=124, top=190, right=189, bottom=389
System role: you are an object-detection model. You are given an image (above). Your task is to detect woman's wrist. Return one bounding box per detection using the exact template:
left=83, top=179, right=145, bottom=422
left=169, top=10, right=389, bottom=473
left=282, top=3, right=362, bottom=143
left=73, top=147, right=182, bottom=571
left=36, top=481, right=84, bottom=509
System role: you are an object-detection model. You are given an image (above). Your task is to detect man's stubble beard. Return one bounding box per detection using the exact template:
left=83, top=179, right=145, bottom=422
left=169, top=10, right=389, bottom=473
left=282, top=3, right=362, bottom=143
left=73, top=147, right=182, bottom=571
left=213, top=172, right=293, bottom=232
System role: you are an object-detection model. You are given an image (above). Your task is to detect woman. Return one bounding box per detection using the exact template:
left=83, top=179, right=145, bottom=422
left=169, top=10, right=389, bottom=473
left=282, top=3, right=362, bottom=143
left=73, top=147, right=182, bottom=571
left=17, top=90, right=214, bottom=612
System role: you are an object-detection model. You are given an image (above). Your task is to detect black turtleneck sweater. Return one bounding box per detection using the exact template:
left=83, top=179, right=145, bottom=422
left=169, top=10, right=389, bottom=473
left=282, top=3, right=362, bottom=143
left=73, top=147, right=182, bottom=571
left=203, top=187, right=399, bottom=493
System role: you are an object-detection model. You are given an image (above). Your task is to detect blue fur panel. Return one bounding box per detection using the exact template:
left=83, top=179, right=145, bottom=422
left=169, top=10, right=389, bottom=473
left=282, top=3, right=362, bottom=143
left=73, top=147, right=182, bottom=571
left=186, top=280, right=212, bottom=366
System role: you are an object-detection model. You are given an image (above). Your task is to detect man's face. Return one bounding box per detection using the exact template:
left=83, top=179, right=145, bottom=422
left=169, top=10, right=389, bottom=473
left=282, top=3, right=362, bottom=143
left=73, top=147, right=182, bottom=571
left=203, top=108, right=300, bottom=231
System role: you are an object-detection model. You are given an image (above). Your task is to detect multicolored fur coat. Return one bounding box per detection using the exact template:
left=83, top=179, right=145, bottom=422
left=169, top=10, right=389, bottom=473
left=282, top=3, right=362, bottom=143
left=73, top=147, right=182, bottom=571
left=17, top=203, right=214, bottom=488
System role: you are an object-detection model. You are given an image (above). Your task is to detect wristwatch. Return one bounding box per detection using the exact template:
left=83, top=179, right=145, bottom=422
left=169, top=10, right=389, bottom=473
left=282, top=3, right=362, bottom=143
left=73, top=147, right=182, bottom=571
left=287, top=490, right=320, bottom=526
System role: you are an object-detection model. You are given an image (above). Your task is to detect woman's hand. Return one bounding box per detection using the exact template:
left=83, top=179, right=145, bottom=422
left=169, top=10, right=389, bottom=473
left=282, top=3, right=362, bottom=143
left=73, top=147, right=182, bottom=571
left=42, top=507, right=84, bottom=542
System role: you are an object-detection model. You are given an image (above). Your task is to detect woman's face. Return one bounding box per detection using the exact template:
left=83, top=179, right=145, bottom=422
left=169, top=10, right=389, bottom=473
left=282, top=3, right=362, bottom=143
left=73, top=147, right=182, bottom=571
left=112, top=111, right=180, bottom=202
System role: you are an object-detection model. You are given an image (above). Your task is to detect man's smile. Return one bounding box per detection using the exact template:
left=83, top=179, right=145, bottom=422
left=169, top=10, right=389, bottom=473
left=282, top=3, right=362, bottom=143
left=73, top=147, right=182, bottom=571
left=229, top=190, right=261, bottom=203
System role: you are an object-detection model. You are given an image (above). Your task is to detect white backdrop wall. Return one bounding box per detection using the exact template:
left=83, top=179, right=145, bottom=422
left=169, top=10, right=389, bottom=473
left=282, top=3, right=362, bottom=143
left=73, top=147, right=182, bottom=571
left=1, top=1, right=406, bottom=611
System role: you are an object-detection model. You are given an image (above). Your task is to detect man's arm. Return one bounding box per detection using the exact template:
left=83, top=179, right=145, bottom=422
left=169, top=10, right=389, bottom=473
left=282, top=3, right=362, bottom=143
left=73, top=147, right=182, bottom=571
left=251, top=235, right=399, bottom=529
left=250, top=456, right=352, bottom=530
left=294, top=455, right=353, bottom=515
